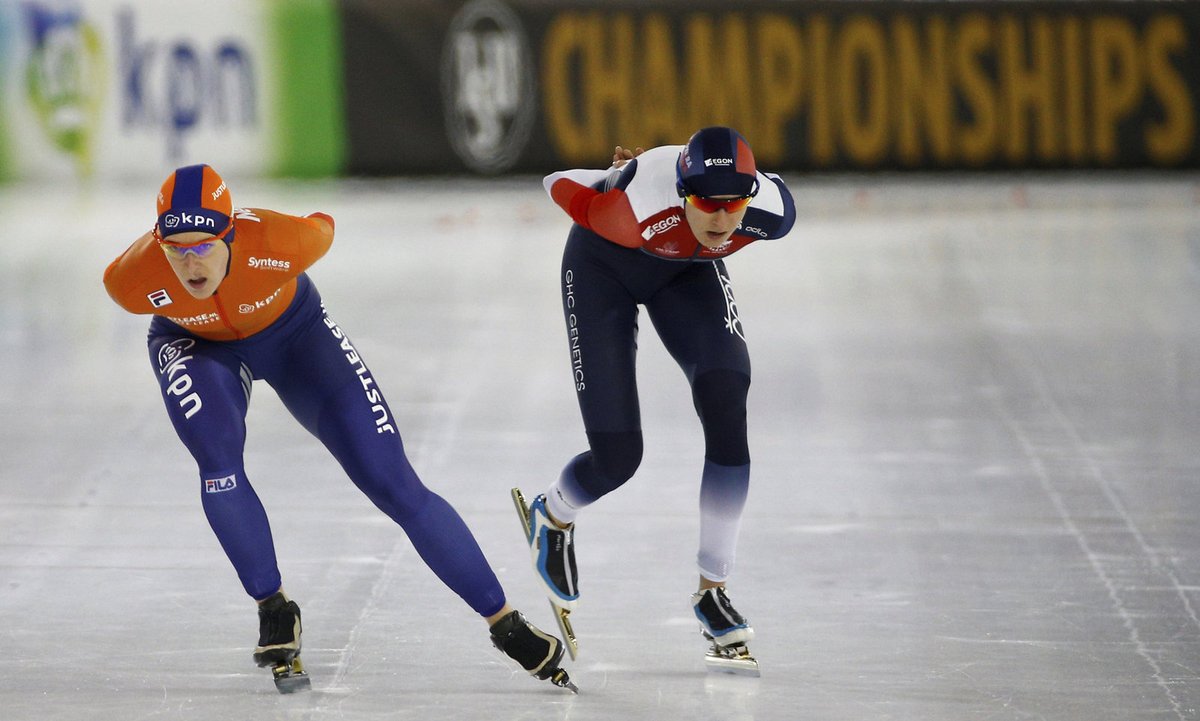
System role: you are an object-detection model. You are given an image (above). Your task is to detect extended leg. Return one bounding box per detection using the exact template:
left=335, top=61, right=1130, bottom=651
left=269, top=308, right=507, bottom=619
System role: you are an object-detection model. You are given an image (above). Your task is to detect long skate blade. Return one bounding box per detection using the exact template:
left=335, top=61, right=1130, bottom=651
left=511, top=487, right=532, bottom=538
left=552, top=602, right=579, bottom=661
left=705, top=645, right=760, bottom=677
left=271, top=658, right=312, bottom=693
left=515, top=487, right=579, bottom=660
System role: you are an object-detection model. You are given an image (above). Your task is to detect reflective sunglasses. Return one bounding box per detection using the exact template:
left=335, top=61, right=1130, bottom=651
left=683, top=193, right=755, bottom=214
left=160, top=240, right=221, bottom=259
left=154, top=219, right=233, bottom=258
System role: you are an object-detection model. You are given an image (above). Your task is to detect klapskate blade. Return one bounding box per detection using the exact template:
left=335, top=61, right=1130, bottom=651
left=272, top=658, right=312, bottom=693
left=552, top=603, right=579, bottom=661
left=705, top=651, right=761, bottom=677
left=511, top=488, right=532, bottom=537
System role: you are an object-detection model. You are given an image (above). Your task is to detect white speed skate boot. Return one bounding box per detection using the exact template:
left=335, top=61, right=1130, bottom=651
left=511, top=488, right=579, bottom=659
left=692, top=587, right=760, bottom=676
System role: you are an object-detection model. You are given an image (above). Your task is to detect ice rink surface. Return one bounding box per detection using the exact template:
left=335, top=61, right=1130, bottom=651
left=1, top=171, right=1198, bottom=720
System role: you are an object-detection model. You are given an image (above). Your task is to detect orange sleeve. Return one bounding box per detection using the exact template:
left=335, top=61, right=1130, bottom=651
left=305, top=212, right=335, bottom=234
left=305, top=213, right=334, bottom=262
left=268, top=210, right=333, bottom=269
left=102, top=231, right=158, bottom=312
left=102, top=251, right=127, bottom=297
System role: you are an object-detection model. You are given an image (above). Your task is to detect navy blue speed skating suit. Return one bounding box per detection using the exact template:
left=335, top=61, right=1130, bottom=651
left=541, top=133, right=796, bottom=582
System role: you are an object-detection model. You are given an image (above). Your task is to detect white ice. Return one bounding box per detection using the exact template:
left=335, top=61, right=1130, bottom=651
left=1, top=172, right=1198, bottom=720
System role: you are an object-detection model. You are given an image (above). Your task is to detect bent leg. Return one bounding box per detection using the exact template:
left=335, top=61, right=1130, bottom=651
left=547, top=431, right=643, bottom=524
left=548, top=237, right=645, bottom=523
left=148, top=334, right=281, bottom=599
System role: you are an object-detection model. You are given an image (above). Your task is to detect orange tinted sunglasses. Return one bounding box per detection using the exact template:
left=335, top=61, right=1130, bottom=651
left=683, top=193, right=755, bottom=214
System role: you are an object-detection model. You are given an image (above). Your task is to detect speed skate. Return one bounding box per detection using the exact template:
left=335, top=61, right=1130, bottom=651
left=253, top=592, right=311, bottom=693
left=511, top=488, right=579, bottom=661
left=692, top=586, right=759, bottom=676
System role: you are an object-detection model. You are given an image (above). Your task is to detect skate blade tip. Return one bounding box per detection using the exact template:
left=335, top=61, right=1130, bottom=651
left=550, top=671, right=580, bottom=694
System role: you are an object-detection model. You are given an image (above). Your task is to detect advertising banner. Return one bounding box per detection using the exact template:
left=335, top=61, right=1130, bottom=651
left=0, top=0, right=343, bottom=182
left=341, top=0, right=1200, bottom=173
left=2, top=0, right=1196, bottom=179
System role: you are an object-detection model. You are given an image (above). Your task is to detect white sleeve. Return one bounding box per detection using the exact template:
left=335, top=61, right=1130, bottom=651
left=749, top=172, right=787, bottom=216
left=542, top=168, right=612, bottom=197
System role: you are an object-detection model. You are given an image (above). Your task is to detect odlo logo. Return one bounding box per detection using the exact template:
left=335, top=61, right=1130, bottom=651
left=714, top=264, right=745, bottom=341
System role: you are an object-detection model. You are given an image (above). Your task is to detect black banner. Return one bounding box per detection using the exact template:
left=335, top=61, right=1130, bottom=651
left=338, top=0, right=1200, bottom=173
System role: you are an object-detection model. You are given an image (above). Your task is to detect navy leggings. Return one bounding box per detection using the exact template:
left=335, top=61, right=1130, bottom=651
left=559, top=228, right=752, bottom=502
left=147, top=275, right=505, bottom=616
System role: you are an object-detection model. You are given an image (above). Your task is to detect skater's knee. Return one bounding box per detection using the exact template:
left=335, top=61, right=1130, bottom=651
left=368, top=476, right=433, bottom=523
left=192, top=444, right=245, bottom=473
left=347, top=457, right=432, bottom=521
left=693, top=370, right=750, bottom=466
left=589, top=430, right=642, bottom=482
left=579, top=430, right=642, bottom=493
left=693, top=369, right=750, bottom=417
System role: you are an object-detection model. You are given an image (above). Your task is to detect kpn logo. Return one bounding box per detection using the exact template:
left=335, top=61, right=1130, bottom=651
left=23, top=4, right=106, bottom=176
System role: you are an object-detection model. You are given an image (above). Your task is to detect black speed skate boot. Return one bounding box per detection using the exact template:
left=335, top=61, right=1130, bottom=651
left=254, top=592, right=311, bottom=693
left=489, top=610, right=578, bottom=693
left=692, top=587, right=760, bottom=677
